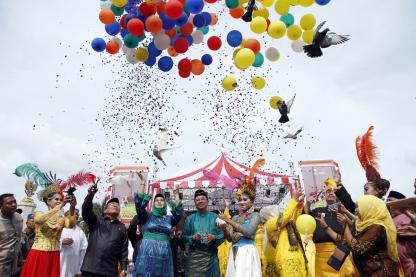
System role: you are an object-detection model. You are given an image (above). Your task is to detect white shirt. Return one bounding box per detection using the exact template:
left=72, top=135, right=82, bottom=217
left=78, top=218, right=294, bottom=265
left=60, top=225, right=88, bottom=277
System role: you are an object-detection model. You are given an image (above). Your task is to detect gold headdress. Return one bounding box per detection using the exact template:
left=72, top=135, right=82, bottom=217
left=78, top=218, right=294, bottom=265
left=236, top=159, right=265, bottom=201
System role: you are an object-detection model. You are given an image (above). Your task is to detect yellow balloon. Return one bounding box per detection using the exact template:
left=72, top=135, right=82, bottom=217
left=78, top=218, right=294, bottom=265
left=253, top=8, right=269, bottom=19
left=269, top=96, right=283, bottom=109
left=300, top=14, right=316, bottom=30
left=234, top=48, right=255, bottom=70
left=259, top=0, right=274, bottom=7
left=299, top=0, right=314, bottom=6
left=251, top=76, right=266, bottom=89
left=222, top=75, right=238, bottom=91
left=135, top=47, right=149, bottom=62
left=287, top=24, right=302, bottom=40
left=112, top=0, right=127, bottom=8
left=268, top=21, right=286, bottom=39
left=232, top=48, right=241, bottom=59
left=250, top=17, right=267, bottom=34
left=289, top=0, right=298, bottom=4
left=239, top=0, right=249, bottom=4
left=240, top=38, right=246, bottom=48
left=274, top=0, right=290, bottom=15
left=296, top=214, right=317, bottom=235
left=302, top=29, right=314, bottom=44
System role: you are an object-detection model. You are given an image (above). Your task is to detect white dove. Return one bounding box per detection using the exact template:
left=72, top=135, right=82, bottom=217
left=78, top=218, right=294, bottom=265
left=153, top=128, right=181, bottom=166
left=283, top=127, right=303, bottom=139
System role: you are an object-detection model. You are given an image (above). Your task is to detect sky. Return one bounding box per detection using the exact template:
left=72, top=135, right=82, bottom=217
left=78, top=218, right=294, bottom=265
left=1, top=0, right=415, bottom=211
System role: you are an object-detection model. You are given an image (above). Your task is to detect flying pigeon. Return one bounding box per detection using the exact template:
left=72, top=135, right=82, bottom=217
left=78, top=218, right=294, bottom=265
left=242, top=0, right=256, bottom=22
left=278, top=94, right=296, bottom=123
left=283, top=127, right=303, bottom=139
left=153, top=128, right=181, bottom=166
left=303, top=21, right=350, bottom=58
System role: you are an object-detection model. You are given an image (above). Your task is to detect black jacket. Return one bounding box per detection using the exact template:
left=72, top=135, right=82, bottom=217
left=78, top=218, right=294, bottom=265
left=81, top=195, right=128, bottom=276
left=127, top=215, right=143, bottom=263
left=335, top=185, right=356, bottom=214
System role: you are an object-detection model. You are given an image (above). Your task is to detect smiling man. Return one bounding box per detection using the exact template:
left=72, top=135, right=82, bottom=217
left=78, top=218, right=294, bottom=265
left=182, top=189, right=224, bottom=277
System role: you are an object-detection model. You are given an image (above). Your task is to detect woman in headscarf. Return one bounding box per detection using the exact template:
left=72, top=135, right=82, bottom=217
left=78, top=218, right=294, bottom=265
left=133, top=182, right=183, bottom=277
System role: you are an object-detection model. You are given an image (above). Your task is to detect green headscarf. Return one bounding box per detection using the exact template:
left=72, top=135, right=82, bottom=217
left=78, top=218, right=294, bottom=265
left=151, top=196, right=167, bottom=217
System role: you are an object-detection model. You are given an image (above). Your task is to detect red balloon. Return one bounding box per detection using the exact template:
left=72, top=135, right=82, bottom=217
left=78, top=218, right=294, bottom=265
left=173, top=37, right=189, bottom=54
left=178, top=58, right=192, bottom=73
left=155, top=2, right=166, bottom=14
left=165, top=28, right=177, bottom=39
left=146, top=15, right=163, bottom=33
left=127, top=19, right=144, bottom=36
left=165, top=0, right=183, bottom=19
left=119, top=14, right=128, bottom=29
left=191, top=59, right=205, bottom=75
left=205, top=0, right=217, bottom=3
left=139, top=2, right=156, bottom=16
left=180, top=22, right=193, bottom=36
left=106, top=40, right=120, bottom=54
left=179, top=70, right=191, bottom=78
left=207, top=36, right=222, bottom=51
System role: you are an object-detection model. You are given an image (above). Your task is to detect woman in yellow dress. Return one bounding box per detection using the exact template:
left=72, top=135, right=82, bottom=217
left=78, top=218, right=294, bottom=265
left=218, top=199, right=232, bottom=277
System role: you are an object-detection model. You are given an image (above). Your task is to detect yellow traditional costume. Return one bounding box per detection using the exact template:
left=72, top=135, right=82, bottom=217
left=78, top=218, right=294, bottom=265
left=218, top=207, right=232, bottom=277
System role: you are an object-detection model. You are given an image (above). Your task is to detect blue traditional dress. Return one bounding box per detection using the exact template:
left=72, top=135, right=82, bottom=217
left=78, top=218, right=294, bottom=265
left=182, top=211, right=225, bottom=277
left=133, top=193, right=183, bottom=277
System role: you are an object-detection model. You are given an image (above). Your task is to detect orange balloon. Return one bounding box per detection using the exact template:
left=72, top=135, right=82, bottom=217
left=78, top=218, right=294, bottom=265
left=165, top=28, right=177, bottom=39
left=167, top=47, right=179, bottom=57
left=99, top=8, right=115, bottom=24
left=244, top=38, right=261, bottom=54
left=210, top=13, right=218, bottom=25
left=191, top=59, right=205, bottom=75
left=229, top=7, right=244, bottom=19
left=146, top=15, right=163, bottom=33
left=180, top=22, right=194, bottom=35
left=106, top=40, right=120, bottom=54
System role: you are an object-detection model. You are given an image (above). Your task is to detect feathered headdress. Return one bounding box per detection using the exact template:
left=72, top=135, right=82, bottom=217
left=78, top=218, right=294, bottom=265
left=60, top=171, right=96, bottom=195
left=236, top=159, right=265, bottom=201
left=356, top=126, right=382, bottom=185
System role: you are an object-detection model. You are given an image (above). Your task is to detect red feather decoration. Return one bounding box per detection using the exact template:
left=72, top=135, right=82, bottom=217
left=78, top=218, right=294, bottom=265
left=356, top=126, right=379, bottom=171
left=60, top=171, right=96, bottom=191
left=248, top=159, right=265, bottom=185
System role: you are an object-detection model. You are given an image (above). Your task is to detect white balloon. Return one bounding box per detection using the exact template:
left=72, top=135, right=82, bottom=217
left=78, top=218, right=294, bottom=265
left=154, top=34, right=170, bottom=50
left=291, top=40, right=305, bottom=53
left=126, top=52, right=138, bottom=64
left=191, top=30, right=204, bottom=44
left=122, top=44, right=134, bottom=55
left=265, top=47, right=280, bottom=62
left=99, top=0, right=112, bottom=9
left=188, top=14, right=195, bottom=23
left=111, top=37, right=123, bottom=49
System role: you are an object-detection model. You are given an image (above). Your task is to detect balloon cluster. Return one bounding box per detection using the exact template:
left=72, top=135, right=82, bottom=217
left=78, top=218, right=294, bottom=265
left=91, top=0, right=220, bottom=76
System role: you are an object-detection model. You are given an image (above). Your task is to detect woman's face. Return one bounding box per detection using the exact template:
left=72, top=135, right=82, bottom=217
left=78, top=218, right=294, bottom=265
left=47, top=193, right=62, bottom=209
left=364, top=183, right=378, bottom=196
left=154, top=196, right=165, bottom=209
left=238, top=194, right=253, bottom=211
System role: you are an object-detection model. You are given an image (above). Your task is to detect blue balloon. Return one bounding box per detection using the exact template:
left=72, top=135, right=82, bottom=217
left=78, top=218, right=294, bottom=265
left=124, top=13, right=137, bottom=24
left=185, top=0, right=204, bottom=14
left=280, top=13, right=294, bottom=27
left=145, top=55, right=156, bottom=67
left=226, top=30, right=242, bottom=47
left=183, top=35, right=193, bottom=46
left=158, top=56, right=173, bottom=72
left=91, top=38, right=106, bottom=52
left=201, top=54, right=213, bottom=65
left=176, top=13, right=189, bottom=27
left=315, top=0, right=331, bottom=5
left=125, top=0, right=140, bottom=13
left=201, top=12, right=211, bottom=26
left=105, top=22, right=121, bottom=36
left=193, top=14, right=205, bottom=28
left=148, top=42, right=162, bottom=57
left=120, top=28, right=129, bottom=38
left=252, top=52, right=264, bottom=67
left=160, top=13, right=175, bottom=30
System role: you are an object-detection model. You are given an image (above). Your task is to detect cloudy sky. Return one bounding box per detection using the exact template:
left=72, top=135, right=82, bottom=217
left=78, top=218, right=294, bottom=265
left=1, top=0, right=415, bottom=210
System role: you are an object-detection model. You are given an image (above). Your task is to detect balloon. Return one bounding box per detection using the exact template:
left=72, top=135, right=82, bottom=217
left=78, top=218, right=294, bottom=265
left=139, top=2, right=157, bottom=16
left=120, top=14, right=128, bottom=29
left=127, top=19, right=145, bottom=36
left=222, top=75, right=237, bottom=91
left=193, top=14, right=205, bottom=28
left=296, top=214, right=316, bottom=235
left=229, top=7, right=244, bottom=19
left=154, top=33, right=171, bottom=50
left=165, top=0, right=183, bottom=19
left=191, top=30, right=204, bottom=44
left=207, top=36, right=222, bottom=51
left=138, top=33, right=146, bottom=42
left=268, top=21, right=286, bottom=39
left=225, top=0, right=239, bottom=9
left=123, top=34, right=140, bottom=48
left=244, top=38, right=260, bottom=54
left=253, top=8, right=269, bottom=19
left=165, top=27, right=177, bottom=39
left=173, top=37, right=189, bottom=53
left=111, top=5, right=125, bottom=16
left=299, top=0, right=314, bottom=6
left=252, top=52, right=264, bottom=67
left=176, top=13, right=188, bottom=26
left=226, top=30, right=242, bottom=47
left=265, top=47, right=280, bottom=61
left=198, top=26, right=209, bottom=35
left=191, top=59, right=205, bottom=75
left=201, top=54, right=213, bottom=65
left=112, top=0, right=127, bottom=8
left=205, top=0, right=217, bottom=3
left=315, top=0, right=330, bottom=5
left=99, top=8, right=115, bottom=24
left=105, top=22, right=121, bottom=36
left=260, top=0, right=274, bottom=7
left=155, top=2, right=166, bottom=14
left=180, top=22, right=194, bottom=35
left=135, top=47, right=149, bottom=62
left=146, top=15, right=163, bottom=33
left=234, top=48, right=255, bottom=70
left=269, top=96, right=283, bottom=109
left=280, top=13, right=294, bottom=27
left=148, top=42, right=162, bottom=56
left=106, top=39, right=120, bottom=54
left=251, top=76, right=266, bottom=89
left=302, top=29, right=314, bottom=44
left=145, top=55, right=156, bottom=66
left=291, top=40, right=305, bottom=53
left=178, top=58, right=192, bottom=73
left=232, top=48, right=240, bottom=59
left=160, top=13, right=176, bottom=30
left=179, top=70, right=191, bottom=78
left=112, top=37, right=123, bottom=49
left=186, top=0, right=204, bottom=14
left=300, top=14, right=316, bottom=30
left=202, top=12, right=212, bottom=25
left=250, top=17, right=267, bottom=34
left=274, top=0, right=290, bottom=15
left=99, top=0, right=112, bottom=9
left=158, top=56, right=174, bottom=71
left=210, top=13, right=218, bottom=25
left=183, top=35, right=193, bottom=45
left=92, top=38, right=106, bottom=52
left=126, top=52, right=138, bottom=64
left=287, top=25, right=302, bottom=40
left=167, top=47, right=178, bottom=57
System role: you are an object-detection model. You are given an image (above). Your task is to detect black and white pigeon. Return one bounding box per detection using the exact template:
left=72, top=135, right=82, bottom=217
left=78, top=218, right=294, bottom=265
left=303, top=21, right=350, bottom=58
left=153, top=128, right=181, bottom=166
left=283, top=127, right=303, bottom=139
left=242, top=0, right=256, bottom=22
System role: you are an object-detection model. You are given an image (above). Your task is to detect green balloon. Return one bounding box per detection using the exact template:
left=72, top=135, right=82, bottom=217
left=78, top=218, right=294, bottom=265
left=198, top=26, right=209, bottom=35
left=253, top=52, right=264, bottom=67
left=138, top=34, right=146, bottom=42
left=111, top=4, right=125, bottom=16
left=280, top=13, right=294, bottom=27
left=124, top=34, right=139, bottom=48
left=226, top=0, right=239, bottom=9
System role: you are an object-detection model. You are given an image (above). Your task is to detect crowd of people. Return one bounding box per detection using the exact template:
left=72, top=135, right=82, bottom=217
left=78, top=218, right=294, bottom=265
left=1, top=171, right=415, bottom=277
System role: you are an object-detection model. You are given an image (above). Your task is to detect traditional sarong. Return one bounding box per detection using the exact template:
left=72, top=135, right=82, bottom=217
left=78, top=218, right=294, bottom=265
left=20, top=249, right=60, bottom=277
left=185, top=249, right=220, bottom=277
left=315, top=242, right=359, bottom=277
left=225, top=244, right=262, bottom=277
